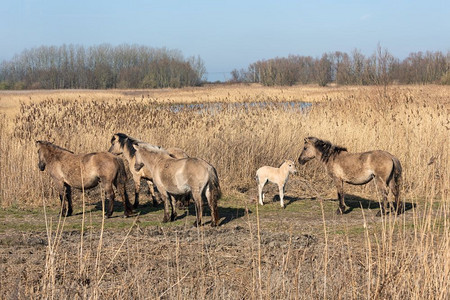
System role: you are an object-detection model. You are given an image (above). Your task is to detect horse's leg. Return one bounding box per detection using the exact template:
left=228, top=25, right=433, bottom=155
left=375, top=177, right=389, bottom=217
left=103, top=182, right=115, bottom=218
left=147, top=180, right=160, bottom=206
left=278, top=183, right=285, bottom=208
left=64, top=183, right=73, bottom=217
left=56, top=181, right=69, bottom=217
left=169, top=194, right=178, bottom=221
left=132, top=174, right=141, bottom=209
left=115, top=178, right=133, bottom=218
left=206, top=186, right=219, bottom=227
left=257, top=179, right=265, bottom=205
left=334, top=178, right=346, bottom=214
left=389, top=173, right=402, bottom=215
left=158, top=191, right=172, bottom=223
left=192, top=191, right=203, bottom=227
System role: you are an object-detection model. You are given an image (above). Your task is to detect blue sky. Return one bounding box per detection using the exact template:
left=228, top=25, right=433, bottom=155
left=1, top=0, right=449, bottom=81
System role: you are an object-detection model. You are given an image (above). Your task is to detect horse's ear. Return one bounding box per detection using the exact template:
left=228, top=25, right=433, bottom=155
left=132, top=144, right=139, bottom=151
left=36, top=140, right=42, bottom=146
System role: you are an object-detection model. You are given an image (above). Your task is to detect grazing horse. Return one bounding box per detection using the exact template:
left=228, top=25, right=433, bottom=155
left=36, top=141, right=133, bottom=217
left=133, top=143, right=221, bottom=227
left=298, top=137, right=402, bottom=215
left=256, top=160, right=297, bottom=208
left=108, top=133, right=189, bottom=208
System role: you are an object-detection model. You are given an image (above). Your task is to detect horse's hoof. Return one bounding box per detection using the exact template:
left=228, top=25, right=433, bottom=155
left=193, top=221, right=200, bottom=227
left=133, top=203, right=139, bottom=209
left=171, top=213, right=177, bottom=222
left=336, top=207, right=345, bottom=215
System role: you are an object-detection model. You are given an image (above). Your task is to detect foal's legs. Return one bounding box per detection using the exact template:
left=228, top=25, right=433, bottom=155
left=278, top=183, right=285, bottom=208
left=257, top=178, right=267, bottom=205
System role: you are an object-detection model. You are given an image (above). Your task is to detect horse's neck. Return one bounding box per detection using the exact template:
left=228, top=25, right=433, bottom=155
left=279, top=164, right=290, bottom=176
left=122, top=144, right=135, bottom=162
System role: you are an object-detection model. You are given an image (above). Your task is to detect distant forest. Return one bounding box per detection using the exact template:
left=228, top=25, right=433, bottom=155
left=1, top=44, right=449, bottom=89
left=0, top=44, right=206, bottom=89
left=232, top=46, right=450, bottom=86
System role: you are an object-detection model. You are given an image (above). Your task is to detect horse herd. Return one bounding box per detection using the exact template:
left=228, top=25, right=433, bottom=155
left=36, top=133, right=403, bottom=227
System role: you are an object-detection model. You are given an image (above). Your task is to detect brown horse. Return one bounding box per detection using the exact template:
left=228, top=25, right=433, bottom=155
left=298, top=137, right=402, bottom=216
left=133, top=143, right=221, bottom=227
left=36, top=141, right=133, bottom=217
left=108, top=133, right=189, bottom=208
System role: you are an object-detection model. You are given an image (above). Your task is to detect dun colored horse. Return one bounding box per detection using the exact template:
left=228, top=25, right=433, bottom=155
left=298, top=137, right=402, bottom=215
left=36, top=141, right=133, bottom=217
left=256, top=160, right=297, bottom=208
left=108, top=133, right=189, bottom=208
left=133, top=143, right=221, bottom=226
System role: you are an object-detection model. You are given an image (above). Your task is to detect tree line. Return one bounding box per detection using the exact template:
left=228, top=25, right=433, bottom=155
left=231, top=46, right=450, bottom=86
left=0, top=44, right=206, bottom=89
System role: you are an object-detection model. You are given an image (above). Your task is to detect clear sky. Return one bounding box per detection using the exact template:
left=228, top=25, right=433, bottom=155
left=1, top=0, right=449, bottom=81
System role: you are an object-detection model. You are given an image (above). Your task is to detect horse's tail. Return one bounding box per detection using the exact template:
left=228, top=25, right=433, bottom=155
left=207, top=165, right=221, bottom=226
left=390, top=155, right=403, bottom=212
left=116, top=157, right=133, bottom=215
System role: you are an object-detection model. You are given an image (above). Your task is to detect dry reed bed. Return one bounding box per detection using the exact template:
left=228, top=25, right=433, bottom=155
left=0, top=85, right=448, bottom=206
left=0, top=84, right=449, bottom=299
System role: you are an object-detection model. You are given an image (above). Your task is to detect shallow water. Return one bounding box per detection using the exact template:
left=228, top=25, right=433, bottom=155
left=168, top=101, right=312, bottom=114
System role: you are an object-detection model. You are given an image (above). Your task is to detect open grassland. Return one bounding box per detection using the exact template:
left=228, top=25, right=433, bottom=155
left=0, top=84, right=449, bottom=299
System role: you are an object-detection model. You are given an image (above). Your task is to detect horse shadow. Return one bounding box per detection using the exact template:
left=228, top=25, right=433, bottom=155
left=173, top=203, right=249, bottom=226
left=273, top=195, right=308, bottom=208
left=91, top=199, right=163, bottom=218
left=335, top=194, right=415, bottom=215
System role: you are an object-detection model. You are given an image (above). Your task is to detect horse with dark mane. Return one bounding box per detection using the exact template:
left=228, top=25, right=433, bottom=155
left=298, top=137, right=402, bottom=216
left=108, top=133, right=189, bottom=208
left=36, top=141, right=133, bottom=217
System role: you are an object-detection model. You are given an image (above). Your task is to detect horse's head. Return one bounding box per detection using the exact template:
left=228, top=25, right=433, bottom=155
left=36, top=141, right=47, bottom=171
left=298, top=137, right=318, bottom=165
left=132, top=144, right=145, bottom=172
left=285, top=160, right=298, bottom=174
left=108, top=134, right=123, bottom=155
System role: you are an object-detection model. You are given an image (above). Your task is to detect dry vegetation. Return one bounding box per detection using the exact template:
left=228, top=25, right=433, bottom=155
left=0, top=84, right=449, bottom=299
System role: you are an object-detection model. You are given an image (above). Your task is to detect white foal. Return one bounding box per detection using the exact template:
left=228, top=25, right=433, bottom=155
left=256, top=160, right=297, bottom=208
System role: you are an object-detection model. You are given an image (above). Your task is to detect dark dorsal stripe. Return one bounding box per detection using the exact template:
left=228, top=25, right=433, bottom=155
left=309, top=137, right=347, bottom=163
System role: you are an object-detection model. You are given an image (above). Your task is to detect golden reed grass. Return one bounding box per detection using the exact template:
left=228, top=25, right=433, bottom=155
left=0, top=84, right=448, bottom=299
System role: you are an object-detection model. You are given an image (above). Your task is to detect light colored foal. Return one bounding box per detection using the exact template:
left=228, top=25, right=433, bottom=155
left=256, top=160, right=297, bottom=208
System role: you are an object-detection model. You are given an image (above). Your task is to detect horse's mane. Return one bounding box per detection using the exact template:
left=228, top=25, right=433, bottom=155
left=114, top=133, right=166, bottom=158
left=37, top=141, right=74, bottom=154
left=114, top=133, right=143, bottom=158
left=308, top=137, right=347, bottom=163
left=138, top=143, right=168, bottom=155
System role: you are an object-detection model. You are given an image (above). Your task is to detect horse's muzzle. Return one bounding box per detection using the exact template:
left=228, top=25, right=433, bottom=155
left=38, top=162, right=45, bottom=171
left=134, top=162, right=144, bottom=172
left=298, top=157, right=309, bottom=165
